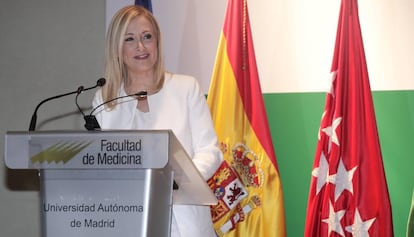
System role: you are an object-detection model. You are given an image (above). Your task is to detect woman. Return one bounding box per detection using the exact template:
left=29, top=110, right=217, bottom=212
left=92, top=5, right=222, bottom=237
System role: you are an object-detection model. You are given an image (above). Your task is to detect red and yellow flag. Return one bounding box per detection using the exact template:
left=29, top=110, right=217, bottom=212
left=207, top=0, right=286, bottom=236
left=304, top=0, right=394, bottom=236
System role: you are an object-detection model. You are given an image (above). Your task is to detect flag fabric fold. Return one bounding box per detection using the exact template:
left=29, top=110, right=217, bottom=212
left=207, top=0, right=286, bottom=236
left=408, top=189, right=414, bottom=237
left=304, top=0, right=394, bottom=236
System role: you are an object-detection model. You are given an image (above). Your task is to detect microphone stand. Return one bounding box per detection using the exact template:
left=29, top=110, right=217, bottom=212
left=29, top=89, right=81, bottom=131
left=85, top=91, right=148, bottom=131
left=28, top=78, right=106, bottom=131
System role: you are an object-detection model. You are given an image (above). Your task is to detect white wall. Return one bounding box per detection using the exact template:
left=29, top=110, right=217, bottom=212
left=110, top=0, right=414, bottom=93
left=0, top=1, right=105, bottom=236
left=1, top=0, right=414, bottom=236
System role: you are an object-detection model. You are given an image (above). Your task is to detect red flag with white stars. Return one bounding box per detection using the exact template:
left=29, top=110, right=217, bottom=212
left=304, top=0, right=394, bottom=236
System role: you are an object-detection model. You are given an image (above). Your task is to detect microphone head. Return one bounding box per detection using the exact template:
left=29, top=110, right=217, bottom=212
left=135, top=91, right=148, bottom=97
left=97, top=78, right=106, bottom=87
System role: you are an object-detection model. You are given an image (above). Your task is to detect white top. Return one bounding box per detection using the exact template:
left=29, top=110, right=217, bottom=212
left=92, top=73, right=222, bottom=237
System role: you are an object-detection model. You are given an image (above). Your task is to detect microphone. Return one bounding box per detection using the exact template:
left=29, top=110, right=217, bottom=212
left=75, top=85, right=85, bottom=114
left=84, top=77, right=106, bottom=92
left=74, top=78, right=107, bottom=130
left=28, top=78, right=106, bottom=131
left=84, top=91, right=148, bottom=131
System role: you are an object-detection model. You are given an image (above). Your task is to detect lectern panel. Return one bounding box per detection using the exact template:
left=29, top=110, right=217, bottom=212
left=40, top=169, right=173, bottom=237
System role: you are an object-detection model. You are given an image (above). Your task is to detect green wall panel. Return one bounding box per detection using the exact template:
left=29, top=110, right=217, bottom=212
left=263, top=90, right=414, bottom=237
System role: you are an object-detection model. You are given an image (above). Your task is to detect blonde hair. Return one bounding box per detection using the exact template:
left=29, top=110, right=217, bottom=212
left=102, top=5, right=165, bottom=109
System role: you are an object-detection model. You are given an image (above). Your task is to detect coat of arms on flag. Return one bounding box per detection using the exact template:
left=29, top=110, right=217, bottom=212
left=208, top=143, right=263, bottom=232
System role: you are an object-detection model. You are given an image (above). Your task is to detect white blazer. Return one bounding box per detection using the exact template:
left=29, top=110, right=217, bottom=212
left=92, top=73, right=222, bottom=237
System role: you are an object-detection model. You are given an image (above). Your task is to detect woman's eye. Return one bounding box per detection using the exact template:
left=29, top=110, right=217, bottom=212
left=125, top=37, right=135, bottom=42
left=142, top=33, right=152, bottom=41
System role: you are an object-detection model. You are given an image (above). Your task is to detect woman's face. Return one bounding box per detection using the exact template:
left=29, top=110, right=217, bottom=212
left=122, top=15, right=158, bottom=76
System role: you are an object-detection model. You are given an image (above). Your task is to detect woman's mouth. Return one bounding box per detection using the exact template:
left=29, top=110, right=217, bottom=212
left=134, top=53, right=149, bottom=60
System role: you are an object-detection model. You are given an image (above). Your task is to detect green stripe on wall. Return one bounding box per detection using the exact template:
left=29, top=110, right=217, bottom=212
left=263, top=90, right=414, bottom=237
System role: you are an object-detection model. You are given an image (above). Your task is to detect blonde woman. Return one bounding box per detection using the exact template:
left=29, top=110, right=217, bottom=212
left=92, top=5, right=222, bottom=237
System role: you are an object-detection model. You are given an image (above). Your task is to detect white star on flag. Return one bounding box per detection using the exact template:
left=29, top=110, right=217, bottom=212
left=318, top=111, right=326, bottom=140
left=322, top=201, right=346, bottom=237
left=328, top=71, right=338, bottom=97
left=345, top=208, right=376, bottom=237
left=321, top=117, right=342, bottom=152
left=312, top=152, right=329, bottom=195
left=327, top=158, right=357, bottom=201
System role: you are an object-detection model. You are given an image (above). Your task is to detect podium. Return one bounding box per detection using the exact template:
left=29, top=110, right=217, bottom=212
left=5, top=130, right=217, bottom=237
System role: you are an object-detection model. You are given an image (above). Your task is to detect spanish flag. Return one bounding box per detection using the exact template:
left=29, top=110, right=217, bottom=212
left=207, top=0, right=286, bottom=236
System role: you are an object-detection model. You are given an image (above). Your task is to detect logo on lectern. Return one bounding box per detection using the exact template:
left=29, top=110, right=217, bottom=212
left=31, top=141, right=92, bottom=164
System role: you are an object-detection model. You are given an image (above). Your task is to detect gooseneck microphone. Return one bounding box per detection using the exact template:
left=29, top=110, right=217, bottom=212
left=75, top=86, right=85, bottom=115
left=28, top=78, right=106, bottom=131
left=75, top=78, right=107, bottom=130
left=85, top=78, right=106, bottom=91
left=84, top=91, right=148, bottom=131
